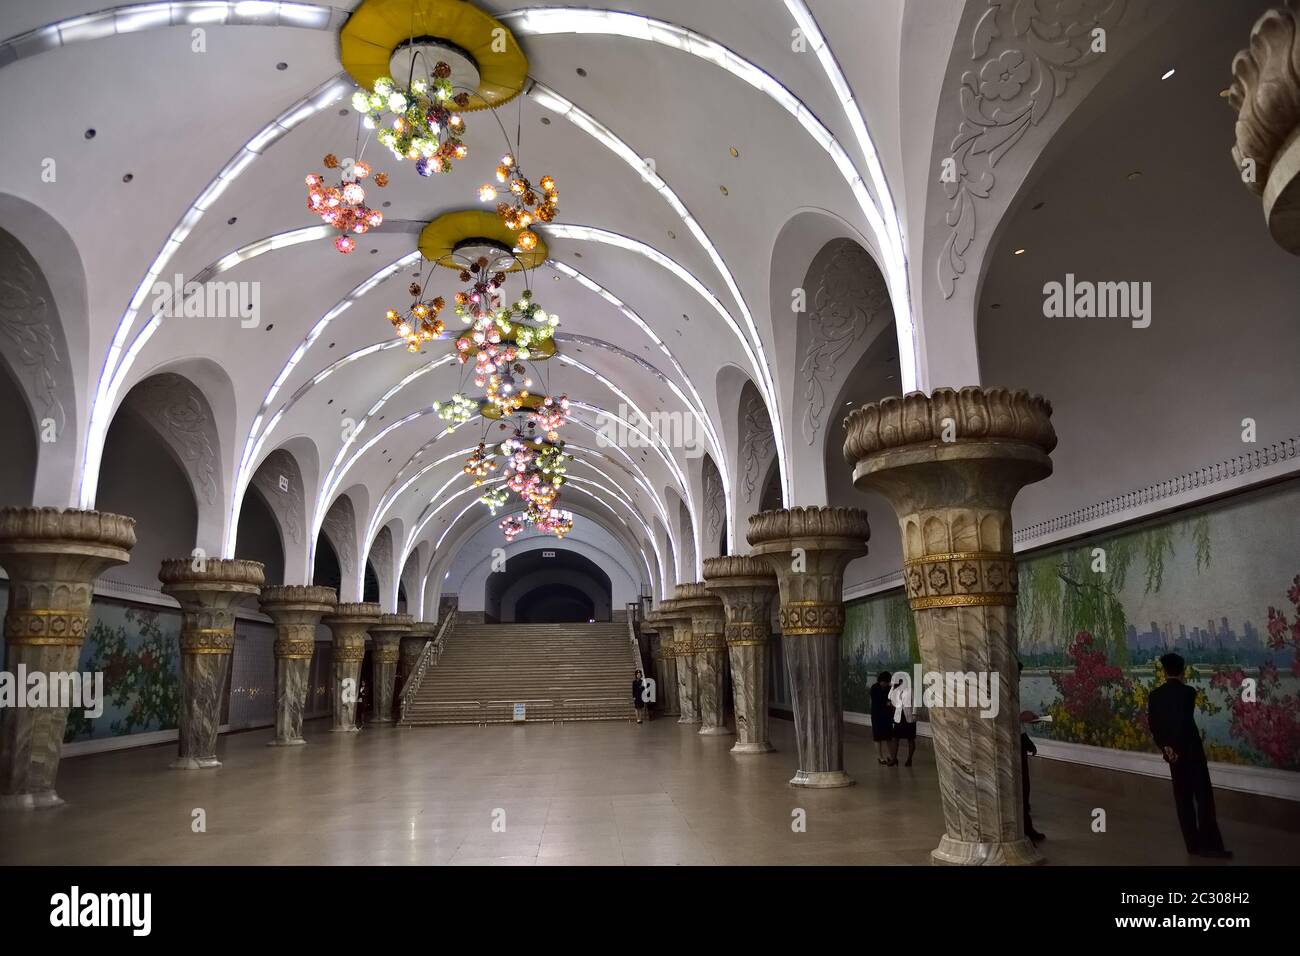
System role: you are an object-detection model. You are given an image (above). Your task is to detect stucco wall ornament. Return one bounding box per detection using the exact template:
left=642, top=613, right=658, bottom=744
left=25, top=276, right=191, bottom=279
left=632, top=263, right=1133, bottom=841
left=939, top=0, right=1129, bottom=298
left=132, top=374, right=219, bottom=506
left=799, top=242, right=888, bottom=446
left=253, top=449, right=303, bottom=545
left=0, top=230, right=66, bottom=436
left=741, top=391, right=775, bottom=504
left=322, top=496, right=357, bottom=577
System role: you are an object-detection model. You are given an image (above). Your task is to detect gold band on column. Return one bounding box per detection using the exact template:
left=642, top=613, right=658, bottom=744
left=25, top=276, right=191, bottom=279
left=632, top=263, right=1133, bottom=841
left=4, top=608, right=89, bottom=644
left=274, top=639, right=316, bottom=659
left=180, top=628, right=235, bottom=654
left=778, top=601, right=845, bottom=635
left=902, top=550, right=1018, bottom=611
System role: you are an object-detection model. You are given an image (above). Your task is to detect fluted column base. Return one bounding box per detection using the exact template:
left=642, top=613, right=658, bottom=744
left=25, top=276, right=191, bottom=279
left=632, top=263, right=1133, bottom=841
left=933, top=834, right=1043, bottom=866
left=784, top=632, right=853, bottom=787
left=727, top=643, right=771, bottom=753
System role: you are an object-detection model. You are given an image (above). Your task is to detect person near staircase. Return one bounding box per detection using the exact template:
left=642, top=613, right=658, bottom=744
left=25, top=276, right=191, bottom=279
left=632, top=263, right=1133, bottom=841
left=632, top=670, right=646, bottom=724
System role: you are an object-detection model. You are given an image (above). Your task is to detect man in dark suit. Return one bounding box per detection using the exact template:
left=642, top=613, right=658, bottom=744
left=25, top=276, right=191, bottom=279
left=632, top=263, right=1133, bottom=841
left=1147, top=653, right=1231, bottom=859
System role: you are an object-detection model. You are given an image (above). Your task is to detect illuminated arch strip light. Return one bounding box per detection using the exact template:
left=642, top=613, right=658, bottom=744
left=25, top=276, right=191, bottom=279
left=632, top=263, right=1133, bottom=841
left=80, top=70, right=354, bottom=509
left=527, top=81, right=782, bottom=505
left=502, top=6, right=916, bottom=392
left=782, top=0, right=915, bottom=381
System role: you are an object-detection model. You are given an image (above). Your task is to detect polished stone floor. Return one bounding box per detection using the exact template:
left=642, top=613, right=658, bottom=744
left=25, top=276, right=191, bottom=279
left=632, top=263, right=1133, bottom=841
left=2, top=718, right=1297, bottom=865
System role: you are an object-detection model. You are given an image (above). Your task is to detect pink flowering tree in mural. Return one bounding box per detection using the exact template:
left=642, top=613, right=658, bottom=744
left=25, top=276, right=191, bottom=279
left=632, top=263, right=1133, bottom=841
left=1209, top=575, right=1300, bottom=771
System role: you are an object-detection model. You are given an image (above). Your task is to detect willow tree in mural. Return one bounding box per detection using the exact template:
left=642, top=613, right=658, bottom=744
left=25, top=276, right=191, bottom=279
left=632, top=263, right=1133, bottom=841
left=1016, top=481, right=1300, bottom=771
left=1018, top=516, right=1211, bottom=668
left=841, top=594, right=918, bottom=714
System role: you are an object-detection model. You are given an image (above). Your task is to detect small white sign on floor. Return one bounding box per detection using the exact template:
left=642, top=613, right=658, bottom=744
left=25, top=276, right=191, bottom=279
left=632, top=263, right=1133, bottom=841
left=513, top=703, right=526, bottom=722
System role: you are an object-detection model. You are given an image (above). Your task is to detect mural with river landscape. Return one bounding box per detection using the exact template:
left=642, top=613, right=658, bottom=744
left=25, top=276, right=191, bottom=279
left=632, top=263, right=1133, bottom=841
left=842, top=480, right=1300, bottom=773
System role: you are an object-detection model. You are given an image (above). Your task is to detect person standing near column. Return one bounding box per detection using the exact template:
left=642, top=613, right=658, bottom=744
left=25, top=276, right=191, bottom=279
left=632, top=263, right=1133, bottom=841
left=870, top=671, right=895, bottom=766
left=1148, top=653, right=1231, bottom=859
left=890, top=675, right=916, bottom=767
left=632, top=670, right=645, bottom=725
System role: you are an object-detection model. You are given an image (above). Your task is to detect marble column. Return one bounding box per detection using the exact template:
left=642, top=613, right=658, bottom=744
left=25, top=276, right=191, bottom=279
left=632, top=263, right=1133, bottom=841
left=1228, top=3, right=1300, bottom=255
left=158, top=558, right=265, bottom=769
left=258, top=585, right=336, bottom=746
left=675, top=583, right=730, bottom=736
left=322, top=602, right=380, bottom=732
left=660, top=599, right=698, bottom=724
left=399, top=622, right=438, bottom=699
left=703, top=555, right=778, bottom=754
left=749, top=507, right=869, bottom=788
left=0, top=508, right=135, bottom=809
left=367, top=612, right=412, bottom=724
left=845, top=386, right=1055, bottom=866
left=646, top=612, right=679, bottom=716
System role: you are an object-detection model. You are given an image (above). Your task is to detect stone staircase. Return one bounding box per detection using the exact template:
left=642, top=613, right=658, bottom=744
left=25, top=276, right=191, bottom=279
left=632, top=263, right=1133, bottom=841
left=400, top=622, right=636, bottom=725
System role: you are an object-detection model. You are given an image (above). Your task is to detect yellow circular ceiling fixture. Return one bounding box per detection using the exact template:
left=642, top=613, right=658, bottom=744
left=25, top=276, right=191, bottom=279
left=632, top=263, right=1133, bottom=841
left=419, top=209, right=548, bottom=272
left=340, top=0, right=529, bottom=112
left=480, top=392, right=547, bottom=421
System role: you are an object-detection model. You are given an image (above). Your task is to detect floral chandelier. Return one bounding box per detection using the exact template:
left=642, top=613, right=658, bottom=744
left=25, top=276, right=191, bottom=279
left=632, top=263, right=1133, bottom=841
left=306, top=155, right=387, bottom=254
left=324, top=0, right=578, bottom=541
left=356, top=67, right=470, bottom=176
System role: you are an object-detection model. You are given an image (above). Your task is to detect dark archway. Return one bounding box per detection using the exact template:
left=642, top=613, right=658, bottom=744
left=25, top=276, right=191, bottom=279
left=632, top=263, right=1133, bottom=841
left=234, top=485, right=285, bottom=586
left=0, top=357, right=36, bottom=506
left=485, top=549, right=613, bottom=623
left=516, top=584, right=596, bottom=624
left=312, top=534, right=341, bottom=591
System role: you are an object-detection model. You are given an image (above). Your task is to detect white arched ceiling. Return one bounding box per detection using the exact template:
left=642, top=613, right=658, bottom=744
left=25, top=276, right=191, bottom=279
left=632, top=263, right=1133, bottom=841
left=6, top=0, right=1195, bottom=599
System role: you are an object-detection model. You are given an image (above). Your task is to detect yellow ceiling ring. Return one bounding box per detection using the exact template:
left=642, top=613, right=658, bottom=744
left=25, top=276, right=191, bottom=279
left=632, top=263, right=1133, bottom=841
left=340, top=0, right=529, bottom=112
left=480, top=392, right=547, bottom=420
left=419, top=209, right=548, bottom=272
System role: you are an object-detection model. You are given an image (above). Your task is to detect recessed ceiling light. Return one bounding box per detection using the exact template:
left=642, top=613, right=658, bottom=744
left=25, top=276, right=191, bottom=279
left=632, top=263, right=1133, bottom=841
left=667, top=230, right=676, bottom=239
left=990, top=303, right=1001, bottom=310
left=1127, top=170, right=1142, bottom=180
left=227, top=216, right=238, bottom=225
left=84, top=128, right=96, bottom=140
left=370, top=249, right=378, bottom=254
left=1031, top=201, right=1045, bottom=211
left=719, top=185, right=729, bottom=195
left=276, top=62, right=288, bottom=71
left=1013, top=248, right=1025, bottom=255
left=122, top=172, right=133, bottom=183
left=1161, top=68, right=1175, bottom=80
left=729, top=147, right=739, bottom=158
left=327, top=399, right=333, bottom=405
left=540, top=117, right=551, bottom=125
left=328, top=342, right=335, bottom=348
left=573, top=251, right=582, bottom=258
left=265, top=323, right=274, bottom=331
left=575, top=67, right=587, bottom=77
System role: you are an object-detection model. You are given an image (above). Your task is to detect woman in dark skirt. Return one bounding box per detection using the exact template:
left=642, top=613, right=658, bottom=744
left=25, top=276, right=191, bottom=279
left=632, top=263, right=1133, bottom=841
left=869, top=671, right=896, bottom=765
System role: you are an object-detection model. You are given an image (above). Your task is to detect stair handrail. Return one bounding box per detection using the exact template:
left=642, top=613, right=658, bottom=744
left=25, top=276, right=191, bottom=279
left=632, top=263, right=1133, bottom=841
left=400, top=609, right=456, bottom=721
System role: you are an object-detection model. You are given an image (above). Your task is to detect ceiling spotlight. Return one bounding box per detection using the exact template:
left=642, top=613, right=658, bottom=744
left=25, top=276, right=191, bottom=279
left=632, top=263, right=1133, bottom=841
left=1013, top=248, right=1025, bottom=255
left=540, top=117, right=551, bottom=125
left=730, top=147, right=740, bottom=158
left=1127, top=170, right=1143, bottom=180
left=1161, top=68, right=1175, bottom=80
left=719, top=185, right=729, bottom=195
left=276, top=62, right=288, bottom=71
left=84, top=128, right=96, bottom=140
left=575, top=67, right=588, bottom=77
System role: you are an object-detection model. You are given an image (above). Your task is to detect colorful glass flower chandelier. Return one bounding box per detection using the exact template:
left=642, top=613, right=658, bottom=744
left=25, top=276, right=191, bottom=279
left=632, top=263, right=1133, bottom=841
left=355, top=67, right=471, bottom=176
left=387, top=281, right=446, bottom=352
left=479, top=153, right=557, bottom=253
left=306, top=155, right=387, bottom=254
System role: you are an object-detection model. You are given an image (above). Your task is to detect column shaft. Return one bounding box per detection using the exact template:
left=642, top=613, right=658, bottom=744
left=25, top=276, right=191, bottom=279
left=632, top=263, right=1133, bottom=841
left=704, top=556, right=778, bottom=754
left=323, top=603, right=381, bottom=732
left=0, top=508, right=135, bottom=809
left=260, top=585, right=336, bottom=746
